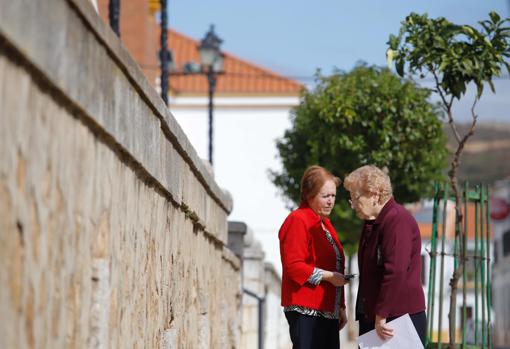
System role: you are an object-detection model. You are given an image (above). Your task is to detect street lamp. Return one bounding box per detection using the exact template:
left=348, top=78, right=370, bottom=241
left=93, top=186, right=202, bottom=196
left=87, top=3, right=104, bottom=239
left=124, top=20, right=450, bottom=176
left=169, top=25, right=224, bottom=166
left=158, top=0, right=173, bottom=106
left=198, top=25, right=224, bottom=166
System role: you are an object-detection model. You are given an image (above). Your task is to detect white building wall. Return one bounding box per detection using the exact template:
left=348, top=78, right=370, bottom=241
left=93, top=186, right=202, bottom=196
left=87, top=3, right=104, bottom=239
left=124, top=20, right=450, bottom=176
left=170, top=95, right=299, bottom=275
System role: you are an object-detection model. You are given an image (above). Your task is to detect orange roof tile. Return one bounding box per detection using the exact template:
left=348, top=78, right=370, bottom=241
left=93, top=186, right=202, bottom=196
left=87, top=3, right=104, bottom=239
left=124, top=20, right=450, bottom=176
left=418, top=202, right=493, bottom=240
left=168, top=30, right=302, bottom=96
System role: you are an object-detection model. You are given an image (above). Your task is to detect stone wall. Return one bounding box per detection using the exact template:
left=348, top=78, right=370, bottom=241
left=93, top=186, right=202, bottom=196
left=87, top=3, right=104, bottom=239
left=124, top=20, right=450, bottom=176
left=229, top=222, right=291, bottom=349
left=0, top=0, right=240, bottom=348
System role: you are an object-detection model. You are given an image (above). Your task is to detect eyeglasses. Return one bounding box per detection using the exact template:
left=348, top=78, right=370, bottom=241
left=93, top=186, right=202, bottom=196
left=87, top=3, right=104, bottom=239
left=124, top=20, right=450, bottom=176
left=348, top=194, right=362, bottom=206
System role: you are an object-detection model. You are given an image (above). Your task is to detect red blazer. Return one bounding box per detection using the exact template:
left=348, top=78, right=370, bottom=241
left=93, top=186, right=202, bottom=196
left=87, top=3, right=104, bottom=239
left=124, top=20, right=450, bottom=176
left=279, top=205, right=346, bottom=312
left=356, top=198, right=426, bottom=321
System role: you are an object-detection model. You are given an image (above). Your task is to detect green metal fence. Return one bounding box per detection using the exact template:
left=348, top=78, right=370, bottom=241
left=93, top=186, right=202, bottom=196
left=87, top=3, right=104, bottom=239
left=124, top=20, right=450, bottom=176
left=426, top=182, right=493, bottom=349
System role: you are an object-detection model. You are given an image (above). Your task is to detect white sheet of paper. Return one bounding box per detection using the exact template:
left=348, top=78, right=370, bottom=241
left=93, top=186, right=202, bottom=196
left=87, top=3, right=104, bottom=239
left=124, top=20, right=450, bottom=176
left=357, top=313, right=424, bottom=349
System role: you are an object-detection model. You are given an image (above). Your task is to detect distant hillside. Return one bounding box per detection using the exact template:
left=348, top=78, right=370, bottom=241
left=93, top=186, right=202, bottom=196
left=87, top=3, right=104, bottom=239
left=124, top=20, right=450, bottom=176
left=444, top=122, right=510, bottom=184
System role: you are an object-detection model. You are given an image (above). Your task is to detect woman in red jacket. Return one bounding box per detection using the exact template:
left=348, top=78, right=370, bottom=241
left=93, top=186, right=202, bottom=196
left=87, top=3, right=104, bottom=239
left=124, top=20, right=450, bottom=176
left=279, top=165, right=349, bottom=349
left=344, top=165, right=426, bottom=345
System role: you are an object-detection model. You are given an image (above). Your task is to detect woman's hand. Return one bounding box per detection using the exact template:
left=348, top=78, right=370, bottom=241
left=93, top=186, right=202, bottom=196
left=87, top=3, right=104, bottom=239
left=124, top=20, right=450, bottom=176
left=375, top=315, right=394, bottom=341
left=322, top=271, right=349, bottom=287
left=338, top=308, right=347, bottom=330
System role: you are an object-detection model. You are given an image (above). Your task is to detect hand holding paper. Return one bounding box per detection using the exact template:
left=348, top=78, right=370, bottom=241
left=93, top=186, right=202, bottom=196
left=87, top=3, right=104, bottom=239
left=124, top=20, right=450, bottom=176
left=375, top=315, right=394, bottom=340
left=357, top=314, right=424, bottom=349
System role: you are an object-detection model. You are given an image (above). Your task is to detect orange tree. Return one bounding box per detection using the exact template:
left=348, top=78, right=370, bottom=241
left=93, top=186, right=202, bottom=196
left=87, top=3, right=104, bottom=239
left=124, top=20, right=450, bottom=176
left=388, top=11, right=510, bottom=347
left=270, top=64, right=448, bottom=257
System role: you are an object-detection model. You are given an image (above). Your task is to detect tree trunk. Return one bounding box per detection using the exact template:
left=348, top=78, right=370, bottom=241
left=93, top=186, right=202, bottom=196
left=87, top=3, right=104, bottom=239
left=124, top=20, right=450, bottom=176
left=447, top=156, right=463, bottom=349
left=447, top=106, right=477, bottom=349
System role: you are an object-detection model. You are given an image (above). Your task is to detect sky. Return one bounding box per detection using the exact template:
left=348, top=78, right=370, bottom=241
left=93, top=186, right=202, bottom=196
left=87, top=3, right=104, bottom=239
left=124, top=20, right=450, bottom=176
left=166, top=1, right=510, bottom=273
left=169, top=0, right=510, bottom=121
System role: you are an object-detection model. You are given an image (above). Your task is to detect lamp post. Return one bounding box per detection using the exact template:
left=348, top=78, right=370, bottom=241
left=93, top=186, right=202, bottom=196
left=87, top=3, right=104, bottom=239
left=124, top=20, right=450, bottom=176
left=159, top=0, right=172, bottom=105
left=108, top=0, right=120, bottom=37
left=197, top=25, right=224, bottom=166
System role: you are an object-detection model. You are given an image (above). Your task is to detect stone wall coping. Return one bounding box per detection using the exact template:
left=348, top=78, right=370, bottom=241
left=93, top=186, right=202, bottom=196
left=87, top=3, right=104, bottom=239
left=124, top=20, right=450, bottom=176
left=222, top=247, right=241, bottom=271
left=70, top=0, right=233, bottom=213
left=0, top=0, right=233, bottom=214
left=228, top=221, right=248, bottom=235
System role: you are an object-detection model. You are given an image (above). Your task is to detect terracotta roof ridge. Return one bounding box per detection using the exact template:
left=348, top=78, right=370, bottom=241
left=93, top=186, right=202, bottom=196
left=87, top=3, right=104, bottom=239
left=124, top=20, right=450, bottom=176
left=169, top=28, right=200, bottom=47
left=169, top=28, right=302, bottom=88
left=222, top=50, right=302, bottom=88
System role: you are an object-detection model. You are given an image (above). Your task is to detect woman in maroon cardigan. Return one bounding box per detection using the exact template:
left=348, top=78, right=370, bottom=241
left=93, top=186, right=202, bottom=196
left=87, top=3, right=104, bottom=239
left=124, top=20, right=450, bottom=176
left=279, top=165, right=349, bottom=349
left=344, top=165, right=426, bottom=345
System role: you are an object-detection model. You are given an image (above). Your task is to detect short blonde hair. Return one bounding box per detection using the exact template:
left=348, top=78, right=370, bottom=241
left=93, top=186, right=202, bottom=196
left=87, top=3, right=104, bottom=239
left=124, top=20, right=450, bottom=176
left=300, top=165, right=341, bottom=206
left=343, top=165, right=392, bottom=203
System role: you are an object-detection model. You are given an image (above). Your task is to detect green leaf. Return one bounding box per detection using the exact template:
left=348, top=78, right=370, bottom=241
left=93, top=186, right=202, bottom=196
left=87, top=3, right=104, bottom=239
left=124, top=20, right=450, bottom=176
left=396, top=59, right=405, bottom=77
left=386, top=49, right=395, bottom=69
left=388, top=34, right=399, bottom=50
left=388, top=11, right=509, bottom=102
left=504, top=61, right=510, bottom=75
left=476, top=82, right=484, bottom=98
left=488, top=80, right=496, bottom=93
left=489, top=11, right=501, bottom=24
left=462, top=25, right=475, bottom=36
